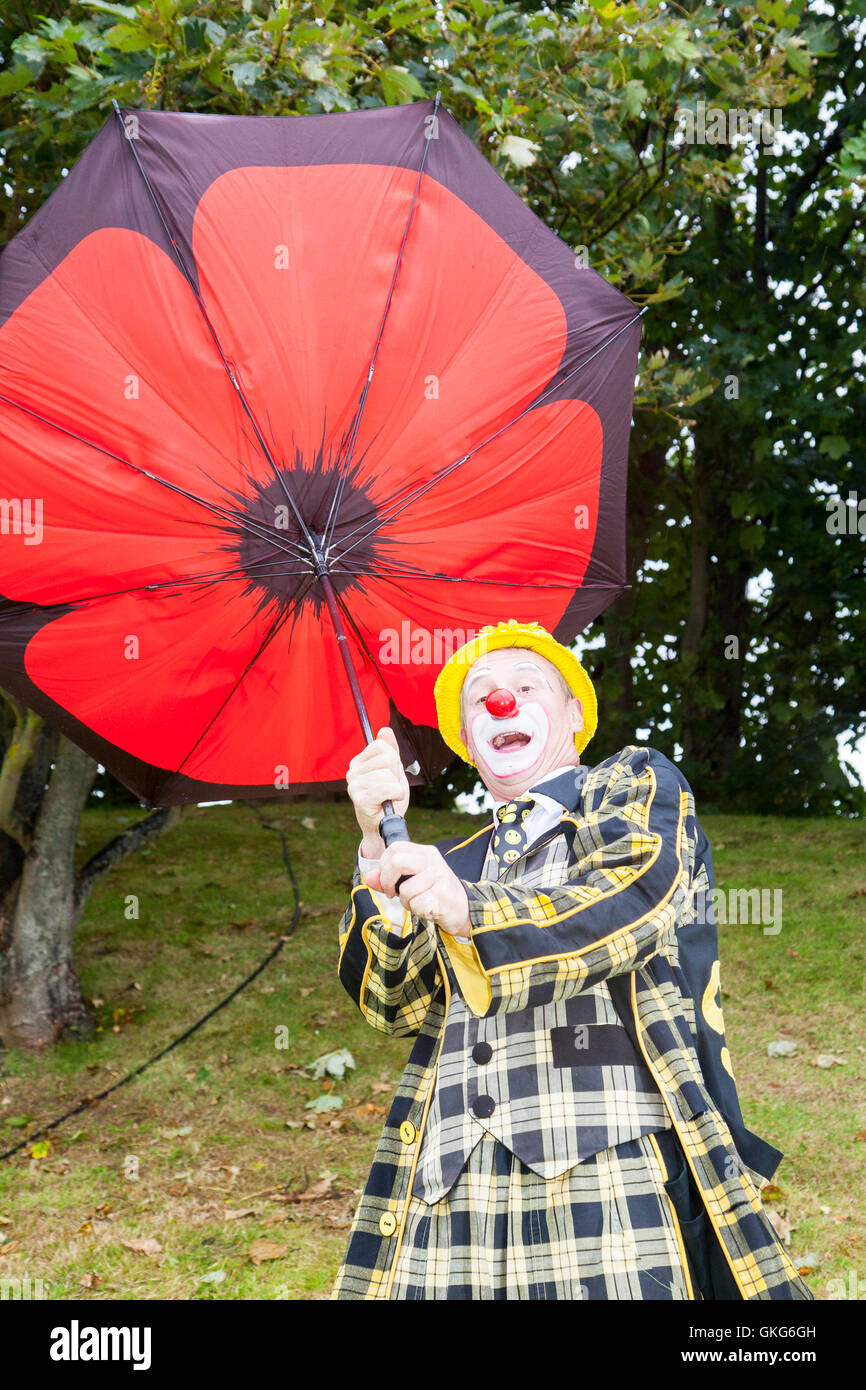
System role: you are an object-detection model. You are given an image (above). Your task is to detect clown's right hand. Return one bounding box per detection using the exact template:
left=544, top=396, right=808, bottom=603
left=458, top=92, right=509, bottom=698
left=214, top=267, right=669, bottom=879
left=346, top=726, right=410, bottom=858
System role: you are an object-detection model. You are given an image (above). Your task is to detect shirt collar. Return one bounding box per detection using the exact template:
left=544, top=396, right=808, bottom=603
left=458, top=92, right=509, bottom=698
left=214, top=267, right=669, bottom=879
left=491, top=763, right=582, bottom=813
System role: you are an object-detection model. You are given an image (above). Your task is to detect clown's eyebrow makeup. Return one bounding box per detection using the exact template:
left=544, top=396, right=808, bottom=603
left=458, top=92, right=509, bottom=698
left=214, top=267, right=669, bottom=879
left=465, top=660, right=552, bottom=697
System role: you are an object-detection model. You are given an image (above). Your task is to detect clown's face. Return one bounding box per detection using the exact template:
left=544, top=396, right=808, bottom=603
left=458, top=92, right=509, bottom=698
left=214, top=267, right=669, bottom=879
left=459, top=647, right=584, bottom=801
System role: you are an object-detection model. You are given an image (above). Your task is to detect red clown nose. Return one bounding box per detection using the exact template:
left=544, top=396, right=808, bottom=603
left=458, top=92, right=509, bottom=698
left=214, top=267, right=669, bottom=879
left=485, top=688, right=518, bottom=718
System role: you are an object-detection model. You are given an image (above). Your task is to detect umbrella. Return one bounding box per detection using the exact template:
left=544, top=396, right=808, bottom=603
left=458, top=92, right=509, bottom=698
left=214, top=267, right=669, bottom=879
left=0, top=96, right=643, bottom=823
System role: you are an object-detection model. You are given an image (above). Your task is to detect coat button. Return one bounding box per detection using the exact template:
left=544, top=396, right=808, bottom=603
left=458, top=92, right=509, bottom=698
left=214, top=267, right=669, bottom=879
left=472, top=1042, right=493, bottom=1065
left=472, top=1094, right=495, bottom=1119
left=378, top=1212, right=397, bottom=1237
left=399, top=1121, right=417, bottom=1145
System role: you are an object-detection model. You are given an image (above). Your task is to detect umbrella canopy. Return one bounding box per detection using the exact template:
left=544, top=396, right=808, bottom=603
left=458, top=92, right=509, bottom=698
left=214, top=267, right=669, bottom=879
left=0, top=98, right=642, bottom=806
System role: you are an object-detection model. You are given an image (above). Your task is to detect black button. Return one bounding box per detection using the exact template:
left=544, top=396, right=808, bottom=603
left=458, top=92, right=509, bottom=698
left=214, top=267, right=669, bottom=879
left=472, top=1095, right=495, bottom=1119
left=472, top=1042, right=493, bottom=1065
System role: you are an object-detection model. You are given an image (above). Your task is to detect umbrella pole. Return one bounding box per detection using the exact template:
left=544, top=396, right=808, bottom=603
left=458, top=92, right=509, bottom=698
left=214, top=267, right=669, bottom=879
left=311, top=539, right=411, bottom=856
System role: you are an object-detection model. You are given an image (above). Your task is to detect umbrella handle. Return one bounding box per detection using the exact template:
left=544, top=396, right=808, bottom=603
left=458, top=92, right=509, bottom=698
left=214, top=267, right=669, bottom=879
left=379, top=801, right=411, bottom=892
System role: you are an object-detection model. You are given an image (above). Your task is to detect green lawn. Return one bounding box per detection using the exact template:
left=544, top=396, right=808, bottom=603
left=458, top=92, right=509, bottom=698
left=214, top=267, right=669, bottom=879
left=0, top=799, right=863, bottom=1300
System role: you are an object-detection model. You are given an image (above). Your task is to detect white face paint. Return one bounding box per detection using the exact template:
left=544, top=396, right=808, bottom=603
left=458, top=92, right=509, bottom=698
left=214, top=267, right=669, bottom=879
left=470, top=700, right=551, bottom=781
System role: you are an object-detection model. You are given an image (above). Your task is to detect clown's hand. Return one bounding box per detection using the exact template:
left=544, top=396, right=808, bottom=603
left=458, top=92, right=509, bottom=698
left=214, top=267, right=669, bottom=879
left=363, top=843, right=471, bottom=938
left=346, top=726, right=410, bottom=858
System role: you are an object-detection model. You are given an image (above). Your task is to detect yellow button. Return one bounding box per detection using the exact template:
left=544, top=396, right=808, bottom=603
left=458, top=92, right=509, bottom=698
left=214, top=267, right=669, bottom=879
left=399, top=1121, right=417, bottom=1145
left=379, top=1212, right=397, bottom=1237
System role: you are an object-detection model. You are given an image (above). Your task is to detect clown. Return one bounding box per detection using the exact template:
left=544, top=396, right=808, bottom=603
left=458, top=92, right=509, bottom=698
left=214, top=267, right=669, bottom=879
left=333, top=620, right=812, bottom=1301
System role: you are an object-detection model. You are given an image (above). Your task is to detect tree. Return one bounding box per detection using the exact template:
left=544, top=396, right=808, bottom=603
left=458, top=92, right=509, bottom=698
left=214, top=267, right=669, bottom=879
left=0, top=0, right=861, bottom=1044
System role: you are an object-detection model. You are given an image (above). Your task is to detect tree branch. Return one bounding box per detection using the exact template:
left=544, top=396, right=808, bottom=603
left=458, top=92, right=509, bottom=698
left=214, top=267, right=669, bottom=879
left=74, top=804, right=183, bottom=914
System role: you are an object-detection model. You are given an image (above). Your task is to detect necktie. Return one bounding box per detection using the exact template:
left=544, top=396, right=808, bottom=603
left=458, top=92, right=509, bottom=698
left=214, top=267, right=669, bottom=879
left=490, top=795, right=536, bottom=874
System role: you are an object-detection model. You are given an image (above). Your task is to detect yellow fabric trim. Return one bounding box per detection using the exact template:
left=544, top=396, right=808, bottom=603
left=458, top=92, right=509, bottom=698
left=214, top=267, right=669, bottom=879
left=439, top=932, right=492, bottom=1016
left=365, top=886, right=413, bottom=938
left=383, top=953, right=452, bottom=1300
left=629, top=970, right=749, bottom=1300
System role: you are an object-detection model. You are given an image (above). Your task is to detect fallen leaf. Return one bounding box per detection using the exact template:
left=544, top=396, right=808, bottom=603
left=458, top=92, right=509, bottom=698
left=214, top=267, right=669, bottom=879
left=813, top=1054, right=846, bottom=1069
left=248, top=1239, right=287, bottom=1265
left=767, top=1040, right=798, bottom=1059
left=355, top=1103, right=387, bottom=1116
left=199, top=1269, right=225, bottom=1285
left=848, top=887, right=866, bottom=898
left=307, top=1049, right=356, bottom=1081
left=761, top=1183, right=786, bottom=1204
left=299, top=987, right=315, bottom=997
left=304, top=1094, right=342, bottom=1113
left=0, top=1216, right=11, bottom=1226
left=79, top=1272, right=101, bottom=1289
left=370, top=1081, right=391, bottom=1094
left=224, top=1208, right=258, bottom=1221
left=765, top=1209, right=792, bottom=1245
left=853, top=1130, right=866, bottom=1142
left=297, top=1173, right=337, bottom=1201
left=121, top=1237, right=163, bottom=1256
left=301, top=817, right=317, bottom=831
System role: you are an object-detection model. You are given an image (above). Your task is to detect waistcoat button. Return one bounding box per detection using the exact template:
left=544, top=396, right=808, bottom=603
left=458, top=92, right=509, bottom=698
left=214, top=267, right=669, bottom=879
left=472, top=1094, right=496, bottom=1119
left=472, top=1042, right=493, bottom=1065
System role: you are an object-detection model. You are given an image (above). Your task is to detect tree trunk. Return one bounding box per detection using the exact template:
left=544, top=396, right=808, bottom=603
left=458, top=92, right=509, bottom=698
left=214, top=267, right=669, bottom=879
left=0, top=736, right=97, bottom=1049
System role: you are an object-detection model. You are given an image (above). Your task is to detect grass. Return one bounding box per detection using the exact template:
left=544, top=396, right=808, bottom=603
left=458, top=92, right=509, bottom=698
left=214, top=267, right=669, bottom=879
left=0, top=799, right=863, bottom=1301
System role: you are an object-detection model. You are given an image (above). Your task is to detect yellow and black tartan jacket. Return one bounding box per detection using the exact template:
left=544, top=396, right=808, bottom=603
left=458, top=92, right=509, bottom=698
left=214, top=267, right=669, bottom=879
left=333, top=745, right=812, bottom=1301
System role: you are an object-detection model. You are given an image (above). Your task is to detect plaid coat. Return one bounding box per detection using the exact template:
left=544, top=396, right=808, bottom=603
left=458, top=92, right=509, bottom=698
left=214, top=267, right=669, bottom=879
left=333, top=744, right=812, bottom=1300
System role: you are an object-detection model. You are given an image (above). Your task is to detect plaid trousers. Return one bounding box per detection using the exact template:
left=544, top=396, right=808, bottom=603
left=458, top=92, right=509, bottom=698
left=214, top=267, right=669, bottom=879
left=388, top=1126, right=697, bottom=1300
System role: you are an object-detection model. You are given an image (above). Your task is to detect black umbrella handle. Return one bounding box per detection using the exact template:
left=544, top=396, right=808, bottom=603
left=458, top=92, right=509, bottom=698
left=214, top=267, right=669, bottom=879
left=379, top=800, right=411, bottom=892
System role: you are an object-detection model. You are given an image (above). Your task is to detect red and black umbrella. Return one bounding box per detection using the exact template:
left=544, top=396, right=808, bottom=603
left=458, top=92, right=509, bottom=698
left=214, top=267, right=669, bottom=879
left=0, top=97, right=642, bottom=812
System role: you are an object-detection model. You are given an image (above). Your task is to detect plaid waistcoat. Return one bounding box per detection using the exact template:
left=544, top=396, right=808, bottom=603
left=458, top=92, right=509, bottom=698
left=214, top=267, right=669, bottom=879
left=412, top=773, right=670, bottom=1203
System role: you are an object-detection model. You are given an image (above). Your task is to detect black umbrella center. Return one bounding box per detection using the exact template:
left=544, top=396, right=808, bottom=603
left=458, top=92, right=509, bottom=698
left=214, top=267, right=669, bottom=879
left=222, top=456, right=389, bottom=618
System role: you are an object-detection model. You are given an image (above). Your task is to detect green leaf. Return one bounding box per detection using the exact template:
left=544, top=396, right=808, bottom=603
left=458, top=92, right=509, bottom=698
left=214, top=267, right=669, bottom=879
left=228, top=60, right=266, bottom=89
left=6, top=1116, right=33, bottom=1129
left=784, top=42, right=812, bottom=77
left=380, top=65, right=426, bottom=105
left=819, top=435, right=848, bottom=460
left=0, top=62, right=41, bottom=97
left=620, top=79, right=648, bottom=119
left=304, top=1093, right=343, bottom=1112
left=663, top=29, right=702, bottom=63
left=80, top=0, right=139, bottom=17
left=103, top=23, right=155, bottom=53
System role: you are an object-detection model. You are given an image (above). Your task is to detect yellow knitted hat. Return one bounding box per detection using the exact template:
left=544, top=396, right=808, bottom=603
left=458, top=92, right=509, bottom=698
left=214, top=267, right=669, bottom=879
left=433, top=619, right=598, bottom=765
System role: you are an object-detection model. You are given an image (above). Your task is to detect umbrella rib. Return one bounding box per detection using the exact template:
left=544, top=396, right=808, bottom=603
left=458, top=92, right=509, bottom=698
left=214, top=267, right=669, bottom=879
left=110, top=101, right=317, bottom=558
left=320, top=93, right=442, bottom=554
left=163, top=574, right=317, bottom=788
left=0, top=391, right=309, bottom=568
left=334, top=306, right=648, bottom=564
left=354, top=555, right=622, bottom=590
left=0, top=565, right=312, bottom=616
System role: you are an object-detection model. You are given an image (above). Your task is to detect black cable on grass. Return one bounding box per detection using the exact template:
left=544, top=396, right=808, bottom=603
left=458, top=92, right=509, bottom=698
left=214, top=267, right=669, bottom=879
left=0, top=802, right=300, bottom=1163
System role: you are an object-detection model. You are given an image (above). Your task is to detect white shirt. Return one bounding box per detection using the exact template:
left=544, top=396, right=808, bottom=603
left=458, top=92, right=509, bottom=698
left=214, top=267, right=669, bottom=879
left=357, top=764, right=581, bottom=940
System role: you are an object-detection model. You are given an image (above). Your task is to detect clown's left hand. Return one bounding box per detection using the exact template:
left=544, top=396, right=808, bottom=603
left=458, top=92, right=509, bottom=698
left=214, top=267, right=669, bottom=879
left=362, top=843, right=471, bottom=937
